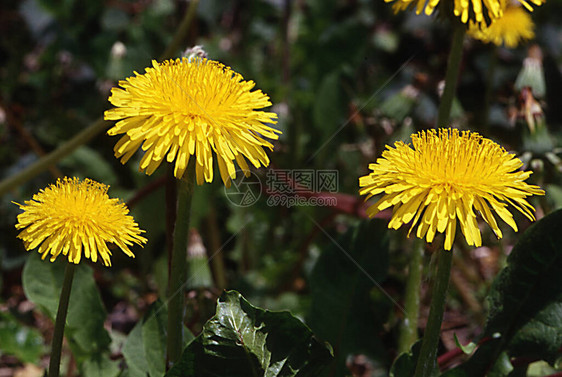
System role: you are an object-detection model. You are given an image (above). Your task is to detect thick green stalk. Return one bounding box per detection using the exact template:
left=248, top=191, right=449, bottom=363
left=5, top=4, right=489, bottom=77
left=397, top=239, right=424, bottom=354
left=167, top=158, right=196, bottom=366
left=207, top=205, right=227, bottom=290
left=413, top=250, right=453, bottom=377
left=436, top=22, right=466, bottom=128
left=48, top=263, right=76, bottom=377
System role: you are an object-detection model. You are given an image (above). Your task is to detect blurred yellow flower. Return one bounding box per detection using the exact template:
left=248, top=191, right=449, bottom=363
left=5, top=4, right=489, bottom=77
left=359, top=129, right=544, bottom=250
left=385, top=0, right=544, bottom=24
left=15, top=177, right=146, bottom=266
left=468, top=3, right=535, bottom=48
left=104, top=57, right=280, bottom=186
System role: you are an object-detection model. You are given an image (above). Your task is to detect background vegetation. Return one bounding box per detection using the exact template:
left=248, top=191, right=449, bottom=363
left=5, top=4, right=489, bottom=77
left=1, top=0, right=562, bottom=376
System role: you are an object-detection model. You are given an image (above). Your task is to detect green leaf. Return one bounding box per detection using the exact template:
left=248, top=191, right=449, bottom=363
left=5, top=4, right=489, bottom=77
left=307, top=219, right=390, bottom=376
left=142, top=300, right=168, bottom=377
left=454, top=334, right=477, bottom=355
left=527, top=360, right=561, bottom=376
left=0, top=311, right=44, bottom=363
left=487, top=352, right=513, bottom=377
left=166, top=290, right=333, bottom=377
left=81, top=353, right=120, bottom=377
left=122, top=300, right=166, bottom=377
left=444, top=209, right=562, bottom=375
left=22, top=253, right=111, bottom=360
left=123, top=299, right=195, bottom=377
left=122, top=318, right=150, bottom=377
left=507, top=300, right=562, bottom=364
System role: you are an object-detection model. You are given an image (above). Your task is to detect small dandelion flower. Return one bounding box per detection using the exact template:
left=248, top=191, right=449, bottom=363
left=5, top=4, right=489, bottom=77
left=104, top=57, right=281, bottom=186
left=358, top=129, right=544, bottom=250
left=14, top=177, right=147, bottom=266
left=385, top=0, right=545, bottom=24
left=468, top=3, right=535, bottom=48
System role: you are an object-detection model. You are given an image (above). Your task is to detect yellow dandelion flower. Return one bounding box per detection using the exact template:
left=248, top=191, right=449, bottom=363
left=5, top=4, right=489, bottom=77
left=104, top=57, right=280, bottom=186
left=358, top=129, right=544, bottom=250
left=14, top=177, right=147, bottom=266
left=468, top=3, right=535, bottom=48
left=385, top=0, right=545, bottom=24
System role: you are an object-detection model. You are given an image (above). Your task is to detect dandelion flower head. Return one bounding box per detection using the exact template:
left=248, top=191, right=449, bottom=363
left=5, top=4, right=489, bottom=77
left=358, top=129, right=544, bottom=250
left=15, top=177, right=147, bottom=266
left=385, top=0, right=545, bottom=24
left=468, top=2, right=535, bottom=48
left=104, top=57, right=281, bottom=186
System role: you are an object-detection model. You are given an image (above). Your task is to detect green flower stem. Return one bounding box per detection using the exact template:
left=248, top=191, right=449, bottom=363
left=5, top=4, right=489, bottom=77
left=207, top=205, right=227, bottom=290
left=397, top=238, right=424, bottom=355
left=167, top=158, right=196, bottom=366
left=413, top=249, right=453, bottom=377
left=436, top=22, right=466, bottom=128
left=0, top=2, right=199, bottom=198
left=48, top=262, right=76, bottom=377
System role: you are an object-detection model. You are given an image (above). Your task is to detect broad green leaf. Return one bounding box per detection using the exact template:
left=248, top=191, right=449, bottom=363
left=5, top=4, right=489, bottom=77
left=0, top=311, right=44, bottom=363
left=166, top=290, right=333, bottom=377
left=81, top=353, right=120, bottom=377
left=123, top=300, right=195, bottom=377
left=122, top=300, right=167, bottom=377
left=444, top=209, right=562, bottom=376
left=22, top=253, right=111, bottom=360
left=307, top=219, right=390, bottom=376
left=122, top=319, right=149, bottom=377
left=142, top=300, right=168, bottom=377
left=508, top=300, right=562, bottom=365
